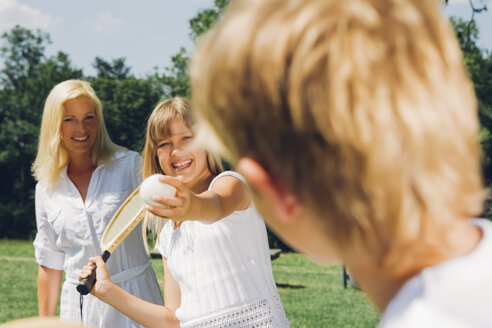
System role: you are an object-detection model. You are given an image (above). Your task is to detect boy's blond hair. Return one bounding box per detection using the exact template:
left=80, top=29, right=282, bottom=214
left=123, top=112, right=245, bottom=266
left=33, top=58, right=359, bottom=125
left=190, top=0, right=485, bottom=270
left=32, top=79, right=123, bottom=189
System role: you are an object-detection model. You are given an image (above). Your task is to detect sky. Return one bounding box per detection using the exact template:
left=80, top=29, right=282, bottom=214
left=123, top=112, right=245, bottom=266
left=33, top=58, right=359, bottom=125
left=0, top=0, right=490, bottom=77
left=0, top=0, right=216, bottom=76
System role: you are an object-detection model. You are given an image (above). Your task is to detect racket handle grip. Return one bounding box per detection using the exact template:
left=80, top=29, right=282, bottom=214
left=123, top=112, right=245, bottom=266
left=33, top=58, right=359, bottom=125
left=76, top=251, right=111, bottom=295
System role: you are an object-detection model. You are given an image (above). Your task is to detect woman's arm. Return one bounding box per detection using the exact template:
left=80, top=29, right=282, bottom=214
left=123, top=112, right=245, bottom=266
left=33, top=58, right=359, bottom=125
left=34, top=185, right=65, bottom=317
left=147, top=175, right=250, bottom=224
left=37, top=265, right=63, bottom=316
left=80, top=257, right=180, bottom=328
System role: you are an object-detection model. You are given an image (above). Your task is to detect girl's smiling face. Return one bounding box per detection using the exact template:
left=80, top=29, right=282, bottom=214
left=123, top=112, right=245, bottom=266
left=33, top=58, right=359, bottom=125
left=156, top=118, right=212, bottom=191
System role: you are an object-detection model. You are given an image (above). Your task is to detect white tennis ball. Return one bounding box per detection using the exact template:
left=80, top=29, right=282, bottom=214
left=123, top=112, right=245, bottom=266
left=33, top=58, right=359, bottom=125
left=139, top=174, right=176, bottom=208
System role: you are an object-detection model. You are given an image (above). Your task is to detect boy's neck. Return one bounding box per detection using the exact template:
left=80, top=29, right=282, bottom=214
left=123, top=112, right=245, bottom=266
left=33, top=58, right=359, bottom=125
left=344, top=219, right=482, bottom=313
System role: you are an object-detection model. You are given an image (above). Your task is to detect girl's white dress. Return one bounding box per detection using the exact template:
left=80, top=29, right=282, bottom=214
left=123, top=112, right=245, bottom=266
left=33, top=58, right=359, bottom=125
left=33, top=151, right=163, bottom=328
left=157, top=171, right=289, bottom=327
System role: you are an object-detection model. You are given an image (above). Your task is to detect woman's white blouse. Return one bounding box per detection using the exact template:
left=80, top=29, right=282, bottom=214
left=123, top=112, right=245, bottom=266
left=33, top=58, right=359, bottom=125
left=157, top=171, right=289, bottom=327
left=33, top=151, right=163, bottom=328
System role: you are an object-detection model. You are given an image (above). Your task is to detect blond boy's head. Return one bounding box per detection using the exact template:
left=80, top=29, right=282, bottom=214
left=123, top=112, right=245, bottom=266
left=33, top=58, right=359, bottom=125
left=190, top=0, right=485, bottom=269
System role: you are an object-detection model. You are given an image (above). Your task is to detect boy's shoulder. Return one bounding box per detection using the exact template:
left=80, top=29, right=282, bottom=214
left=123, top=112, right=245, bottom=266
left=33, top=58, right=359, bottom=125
left=380, top=301, right=472, bottom=328
left=380, top=219, right=492, bottom=328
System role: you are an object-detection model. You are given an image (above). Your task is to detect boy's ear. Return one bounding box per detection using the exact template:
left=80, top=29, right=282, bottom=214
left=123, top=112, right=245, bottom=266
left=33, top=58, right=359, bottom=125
left=237, top=157, right=301, bottom=223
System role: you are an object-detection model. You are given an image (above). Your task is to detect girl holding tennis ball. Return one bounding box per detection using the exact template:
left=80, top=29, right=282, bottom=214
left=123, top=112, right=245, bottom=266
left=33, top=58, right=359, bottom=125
left=80, top=97, right=289, bottom=327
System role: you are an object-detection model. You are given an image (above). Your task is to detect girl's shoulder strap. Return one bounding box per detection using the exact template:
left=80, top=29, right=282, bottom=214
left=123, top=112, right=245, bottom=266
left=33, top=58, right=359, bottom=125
left=208, top=170, right=246, bottom=190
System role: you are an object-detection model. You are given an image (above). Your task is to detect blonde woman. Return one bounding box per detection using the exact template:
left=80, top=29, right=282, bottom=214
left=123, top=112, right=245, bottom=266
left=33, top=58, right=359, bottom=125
left=32, top=80, right=163, bottom=327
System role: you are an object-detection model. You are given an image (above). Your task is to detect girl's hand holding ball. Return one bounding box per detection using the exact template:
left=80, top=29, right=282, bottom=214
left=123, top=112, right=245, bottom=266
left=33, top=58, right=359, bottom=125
left=140, top=174, right=198, bottom=221
left=139, top=174, right=176, bottom=208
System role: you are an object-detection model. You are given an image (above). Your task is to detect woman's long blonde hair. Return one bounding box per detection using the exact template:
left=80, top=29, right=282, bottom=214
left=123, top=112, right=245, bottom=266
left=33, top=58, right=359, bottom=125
left=32, top=80, right=123, bottom=189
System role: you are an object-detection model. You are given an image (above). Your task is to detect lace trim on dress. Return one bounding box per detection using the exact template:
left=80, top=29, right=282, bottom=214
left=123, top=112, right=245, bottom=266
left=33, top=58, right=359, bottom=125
left=184, top=297, right=288, bottom=328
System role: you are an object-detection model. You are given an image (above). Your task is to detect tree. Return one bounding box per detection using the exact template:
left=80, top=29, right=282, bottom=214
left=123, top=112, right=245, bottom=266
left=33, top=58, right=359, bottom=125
left=93, top=57, right=131, bottom=81
left=158, top=48, right=191, bottom=98
left=188, top=0, right=231, bottom=40
left=0, top=25, right=82, bottom=238
left=89, top=57, right=164, bottom=151
left=159, top=0, right=232, bottom=98
left=450, top=17, right=492, bottom=219
left=444, top=0, right=488, bottom=53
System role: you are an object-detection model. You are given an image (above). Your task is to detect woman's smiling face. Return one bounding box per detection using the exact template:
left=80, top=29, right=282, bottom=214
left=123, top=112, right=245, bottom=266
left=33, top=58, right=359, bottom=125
left=60, top=96, right=98, bottom=159
left=156, top=118, right=211, bottom=190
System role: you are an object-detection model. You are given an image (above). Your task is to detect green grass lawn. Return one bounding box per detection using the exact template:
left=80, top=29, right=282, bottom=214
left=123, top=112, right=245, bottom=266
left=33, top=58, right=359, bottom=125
left=0, top=239, right=379, bottom=327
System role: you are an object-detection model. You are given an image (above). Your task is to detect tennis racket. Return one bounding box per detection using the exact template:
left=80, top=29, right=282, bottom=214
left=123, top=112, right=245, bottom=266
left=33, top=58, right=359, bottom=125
left=76, top=186, right=145, bottom=295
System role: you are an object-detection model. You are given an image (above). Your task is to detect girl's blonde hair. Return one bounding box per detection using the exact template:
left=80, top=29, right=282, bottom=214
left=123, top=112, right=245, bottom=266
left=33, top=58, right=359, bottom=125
left=32, top=80, right=123, bottom=189
left=142, top=97, right=223, bottom=179
left=141, top=97, right=223, bottom=249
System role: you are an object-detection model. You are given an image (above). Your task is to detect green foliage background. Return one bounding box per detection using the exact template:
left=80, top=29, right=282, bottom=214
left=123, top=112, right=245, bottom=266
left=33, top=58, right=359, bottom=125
left=0, top=0, right=491, bottom=242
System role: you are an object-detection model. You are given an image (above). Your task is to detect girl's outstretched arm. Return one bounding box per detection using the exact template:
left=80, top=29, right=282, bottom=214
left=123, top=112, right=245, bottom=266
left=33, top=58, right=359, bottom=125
left=147, top=175, right=250, bottom=224
left=79, top=256, right=180, bottom=328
